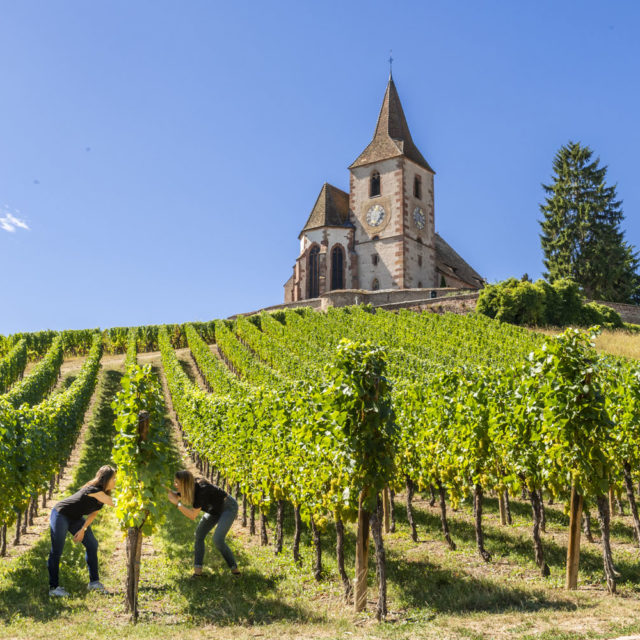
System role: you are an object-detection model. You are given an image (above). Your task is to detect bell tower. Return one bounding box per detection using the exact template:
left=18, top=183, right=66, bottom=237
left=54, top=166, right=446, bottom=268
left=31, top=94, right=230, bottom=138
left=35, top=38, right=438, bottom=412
left=348, top=74, right=436, bottom=290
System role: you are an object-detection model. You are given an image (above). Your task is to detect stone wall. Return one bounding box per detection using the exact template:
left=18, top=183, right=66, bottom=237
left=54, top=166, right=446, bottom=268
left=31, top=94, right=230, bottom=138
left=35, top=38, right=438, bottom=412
left=232, top=287, right=479, bottom=319
left=400, top=292, right=479, bottom=314
left=591, top=300, right=640, bottom=325
left=243, top=289, right=640, bottom=326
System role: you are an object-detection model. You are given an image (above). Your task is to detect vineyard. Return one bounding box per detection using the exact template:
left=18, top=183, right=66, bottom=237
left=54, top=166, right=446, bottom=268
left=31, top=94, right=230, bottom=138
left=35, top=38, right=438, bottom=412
left=2, top=307, right=640, bottom=639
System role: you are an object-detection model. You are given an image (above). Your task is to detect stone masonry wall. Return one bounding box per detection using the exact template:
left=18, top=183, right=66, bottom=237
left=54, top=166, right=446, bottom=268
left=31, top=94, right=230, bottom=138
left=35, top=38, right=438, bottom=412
left=232, top=288, right=480, bottom=319
left=591, top=300, right=640, bottom=325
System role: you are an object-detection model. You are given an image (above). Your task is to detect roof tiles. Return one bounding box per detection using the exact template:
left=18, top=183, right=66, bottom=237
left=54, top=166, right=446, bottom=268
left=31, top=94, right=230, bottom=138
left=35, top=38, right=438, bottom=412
left=349, top=75, right=434, bottom=173
left=299, top=183, right=351, bottom=236
left=435, top=233, right=484, bottom=288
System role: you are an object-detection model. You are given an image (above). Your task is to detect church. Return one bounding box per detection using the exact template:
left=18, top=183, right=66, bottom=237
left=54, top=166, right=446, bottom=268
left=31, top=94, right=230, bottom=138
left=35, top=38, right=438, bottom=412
left=284, top=74, right=484, bottom=303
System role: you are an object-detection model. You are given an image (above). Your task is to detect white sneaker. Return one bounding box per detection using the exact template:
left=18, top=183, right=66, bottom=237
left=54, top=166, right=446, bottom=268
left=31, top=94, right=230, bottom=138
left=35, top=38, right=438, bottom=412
left=49, top=586, right=69, bottom=597
left=87, top=580, right=107, bottom=593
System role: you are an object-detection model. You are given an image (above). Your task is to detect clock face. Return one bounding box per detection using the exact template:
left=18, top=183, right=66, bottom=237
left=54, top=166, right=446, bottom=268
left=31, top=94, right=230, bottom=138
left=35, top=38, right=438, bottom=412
left=366, top=204, right=386, bottom=227
left=413, top=207, right=426, bottom=230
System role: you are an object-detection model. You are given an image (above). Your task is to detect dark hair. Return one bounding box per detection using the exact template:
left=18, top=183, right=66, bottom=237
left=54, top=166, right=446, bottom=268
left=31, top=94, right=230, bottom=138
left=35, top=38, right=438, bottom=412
left=83, top=465, right=116, bottom=495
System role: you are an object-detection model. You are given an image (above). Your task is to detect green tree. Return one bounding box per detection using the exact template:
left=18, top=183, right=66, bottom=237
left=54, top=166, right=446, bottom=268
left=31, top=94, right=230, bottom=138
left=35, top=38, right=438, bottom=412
left=539, top=141, right=640, bottom=302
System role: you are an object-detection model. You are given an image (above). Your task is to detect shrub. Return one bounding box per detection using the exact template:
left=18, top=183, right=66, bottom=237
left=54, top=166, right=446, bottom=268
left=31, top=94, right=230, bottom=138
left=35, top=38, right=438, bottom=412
left=581, top=302, right=623, bottom=328
left=476, top=278, right=622, bottom=328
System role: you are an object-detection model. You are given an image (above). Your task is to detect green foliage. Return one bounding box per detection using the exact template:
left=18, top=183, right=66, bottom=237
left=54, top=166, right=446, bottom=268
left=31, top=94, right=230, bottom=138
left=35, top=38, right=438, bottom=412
left=3, top=328, right=96, bottom=360
left=0, top=320, right=217, bottom=361
left=169, top=311, right=549, bottom=526
left=236, top=307, right=627, bottom=510
left=527, top=327, right=611, bottom=497
left=5, top=302, right=639, bottom=594
left=324, top=339, right=397, bottom=511
left=0, top=334, right=103, bottom=525
left=162, top=325, right=403, bottom=527
left=498, top=279, right=545, bottom=325
left=0, top=339, right=27, bottom=394
left=3, top=336, right=64, bottom=408
left=124, top=327, right=138, bottom=369
left=110, top=364, right=171, bottom=535
left=235, top=315, right=315, bottom=380
left=581, top=302, right=623, bottom=328
left=536, top=278, right=584, bottom=326
left=476, top=278, right=622, bottom=328
left=539, top=140, right=640, bottom=303
left=213, top=319, right=282, bottom=386
left=185, top=324, right=242, bottom=395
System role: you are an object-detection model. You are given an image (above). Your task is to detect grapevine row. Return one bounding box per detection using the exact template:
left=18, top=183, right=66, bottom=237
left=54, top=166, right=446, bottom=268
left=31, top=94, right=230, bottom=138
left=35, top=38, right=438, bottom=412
left=0, top=339, right=27, bottom=394
left=214, top=308, right=639, bottom=594
left=3, top=335, right=64, bottom=408
left=0, top=321, right=217, bottom=361
left=0, top=334, right=103, bottom=539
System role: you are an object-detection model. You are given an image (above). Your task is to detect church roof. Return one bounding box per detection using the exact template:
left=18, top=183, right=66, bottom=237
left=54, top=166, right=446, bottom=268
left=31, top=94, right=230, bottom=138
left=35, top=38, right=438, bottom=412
left=349, top=75, right=434, bottom=173
left=435, top=233, right=485, bottom=288
left=299, top=183, right=351, bottom=236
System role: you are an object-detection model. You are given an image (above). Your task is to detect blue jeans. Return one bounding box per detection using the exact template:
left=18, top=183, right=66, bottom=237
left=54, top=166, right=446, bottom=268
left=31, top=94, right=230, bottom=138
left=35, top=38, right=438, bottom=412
left=194, top=496, right=238, bottom=570
left=47, top=508, right=99, bottom=588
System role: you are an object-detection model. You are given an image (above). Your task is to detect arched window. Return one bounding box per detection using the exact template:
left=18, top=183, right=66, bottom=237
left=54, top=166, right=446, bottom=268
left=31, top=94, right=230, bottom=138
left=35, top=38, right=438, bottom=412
left=372, top=254, right=379, bottom=266
left=372, top=235, right=380, bottom=241
left=418, top=255, right=422, bottom=267
left=308, top=245, right=320, bottom=298
left=414, top=175, right=422, bottom=199
left=330, top=245, right=345, bottom=291
left=417, top=236, right=423, bottom=245
left=372, top=278, right=380, bottom=291
left=418, top=281, right=423, bottom=288
left=370, top=171, right=381, bottom=197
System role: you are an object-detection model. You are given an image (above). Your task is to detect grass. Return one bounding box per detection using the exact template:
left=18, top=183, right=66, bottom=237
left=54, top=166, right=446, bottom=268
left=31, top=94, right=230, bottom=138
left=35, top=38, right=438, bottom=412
left=595, top=328, right=640, bottom=359
left=4, top=363, right=640, bottom=639
left=534, top=325, right=640, bottom=360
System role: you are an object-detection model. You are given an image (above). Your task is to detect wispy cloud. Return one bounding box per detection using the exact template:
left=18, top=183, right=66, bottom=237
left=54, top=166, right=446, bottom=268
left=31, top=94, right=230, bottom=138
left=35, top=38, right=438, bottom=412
left=1, top=211, right=29, bottom=233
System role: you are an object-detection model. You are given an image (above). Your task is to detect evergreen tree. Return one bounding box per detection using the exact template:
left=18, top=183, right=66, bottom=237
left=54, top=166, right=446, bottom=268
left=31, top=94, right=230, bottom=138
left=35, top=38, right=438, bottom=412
left=539, top=141, right=640, bottom=303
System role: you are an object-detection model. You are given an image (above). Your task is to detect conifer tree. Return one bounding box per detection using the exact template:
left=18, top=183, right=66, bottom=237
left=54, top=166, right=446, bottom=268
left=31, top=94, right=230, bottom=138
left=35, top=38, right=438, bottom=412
left=539, top=141, right=639, bottom=303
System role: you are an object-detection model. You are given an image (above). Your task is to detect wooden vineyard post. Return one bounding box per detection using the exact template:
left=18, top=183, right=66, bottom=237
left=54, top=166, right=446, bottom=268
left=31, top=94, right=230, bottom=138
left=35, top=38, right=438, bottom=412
left=609, top=486, right=616, bottom=517
left=125, top=528, right=143, bottom=621
left=382, top=487, right=391, bottom=534
left=125, top=411, right=149, bottom=622
left=354, top=489, right=370, bottom=612
left=498, top=492, right=508, bottom=526
left=566, top=484, right=583, bottom=590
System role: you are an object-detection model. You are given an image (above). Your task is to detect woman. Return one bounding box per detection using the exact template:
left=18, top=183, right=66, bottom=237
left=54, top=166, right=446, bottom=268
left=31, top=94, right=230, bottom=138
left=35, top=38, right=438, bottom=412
left=47, top=465, right=116, bottom=597
left=168, top=470, right=240, bottom=577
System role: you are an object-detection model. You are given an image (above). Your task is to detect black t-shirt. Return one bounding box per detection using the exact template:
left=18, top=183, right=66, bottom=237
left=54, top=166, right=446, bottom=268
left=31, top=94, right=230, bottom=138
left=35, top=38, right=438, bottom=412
left=192, top=478, right=227, bottom=518
left=54, top=485, right=104, bottom=521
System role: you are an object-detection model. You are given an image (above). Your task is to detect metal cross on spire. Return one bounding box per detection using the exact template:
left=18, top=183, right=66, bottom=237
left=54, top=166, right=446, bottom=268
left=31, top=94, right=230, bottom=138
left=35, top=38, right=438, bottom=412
left=389, top=50, right=394, bottom=78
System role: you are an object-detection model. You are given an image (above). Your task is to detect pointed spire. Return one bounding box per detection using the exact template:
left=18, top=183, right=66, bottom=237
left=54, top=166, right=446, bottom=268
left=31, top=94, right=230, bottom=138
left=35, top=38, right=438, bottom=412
left=349, top=76, right=434, bottom=172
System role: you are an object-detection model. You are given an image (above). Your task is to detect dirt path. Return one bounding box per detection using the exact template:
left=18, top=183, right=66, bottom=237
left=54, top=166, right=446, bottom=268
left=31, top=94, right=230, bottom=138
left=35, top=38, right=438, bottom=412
left=176, top=348, right=208, bottom=390
left=208, top=343, right=225, bottom=362
left=156, top=351, right=200, bottom=478
left=155, top=348, right=258, bottom=547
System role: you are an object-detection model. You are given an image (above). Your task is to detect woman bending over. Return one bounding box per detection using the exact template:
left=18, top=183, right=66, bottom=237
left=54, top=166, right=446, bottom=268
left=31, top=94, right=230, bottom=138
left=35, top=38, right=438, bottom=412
left=168, top=470, right=240, bottom=577
left=47, top=465, right=116, bottom=597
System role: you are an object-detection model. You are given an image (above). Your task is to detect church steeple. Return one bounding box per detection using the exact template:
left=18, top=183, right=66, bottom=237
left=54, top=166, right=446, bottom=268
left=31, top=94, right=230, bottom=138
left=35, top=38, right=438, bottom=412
left=349, top=76, right=434, bottom=173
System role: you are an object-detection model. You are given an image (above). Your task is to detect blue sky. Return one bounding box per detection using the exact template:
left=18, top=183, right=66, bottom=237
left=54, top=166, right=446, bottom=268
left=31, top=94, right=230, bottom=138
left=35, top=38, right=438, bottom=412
left=1, top=1, right=639, bottom=334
